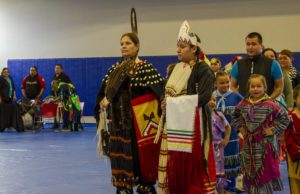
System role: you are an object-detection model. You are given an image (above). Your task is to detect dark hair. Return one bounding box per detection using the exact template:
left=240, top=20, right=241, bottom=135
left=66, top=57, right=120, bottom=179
left=1, top=67, right=8, bottom=76
left=246, top=32, right=263, bottom=44
left=195, top=34, right=201, bottom=44
left=214, top=109, right=225, bottom=122
left=279, top=49, right=293, bottom=60
left=55, top=64, right=63, bottom=69
left=211, top=93, right=225, bottom=122
left=247, top=74, right=267, bottom=94
left=121, top=32, right=140, bottom=46
left=194, top=34, right=201, bottom=61
left=293, top=85, right=300, bottom=100
left=215, top=71, right=229, bottom=80
left=120, top=32, right=140, bottom=57
left=166, top=63, right=176, bottom=79
left=30, top=66, right=38, bottom=71
left=263, top=48, right=278, bottom=60
left=182, top=33, right=202, bottom=59
left=211, top=57, right=222, bottom=66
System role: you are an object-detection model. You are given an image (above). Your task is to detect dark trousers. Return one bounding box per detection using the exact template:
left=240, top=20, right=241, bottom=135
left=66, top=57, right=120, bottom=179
left=62, top=104, right=81, bottom=128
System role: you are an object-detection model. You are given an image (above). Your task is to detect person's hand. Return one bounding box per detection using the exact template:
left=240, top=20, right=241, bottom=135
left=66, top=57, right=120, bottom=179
left=13, top=95, right=17, bottom=101
left=218, top=138, right=229, bottom=149
left=35, top=95, right=41, bottom=101
left=263, top=126, right=274, bottom=136
left=35, top=95, right=41, bottom=103
left=277, top=135, right=285, bottom=144
left=33, top=99, right=39, bottom=106
left=51, top=97, right=59, bottom=103
left=239, top=127, right=247, bottom=138
left=161, top=98, right=166, bottom=112
left=238, top=132, right=244, bottom=140
left=100, top=97, right=109, bottom=110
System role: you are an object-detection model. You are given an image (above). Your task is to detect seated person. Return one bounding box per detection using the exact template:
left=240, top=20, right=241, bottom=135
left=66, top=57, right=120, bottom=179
left=51, top=80, right=82, bottom=131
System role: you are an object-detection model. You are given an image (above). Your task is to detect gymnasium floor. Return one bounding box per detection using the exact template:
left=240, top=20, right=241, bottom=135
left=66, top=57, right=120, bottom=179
left=0, top=124, right=292, bottom=194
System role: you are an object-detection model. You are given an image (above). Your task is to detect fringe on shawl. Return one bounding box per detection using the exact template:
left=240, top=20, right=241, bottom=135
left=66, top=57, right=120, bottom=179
left=97, top=109, right=109, bottom=157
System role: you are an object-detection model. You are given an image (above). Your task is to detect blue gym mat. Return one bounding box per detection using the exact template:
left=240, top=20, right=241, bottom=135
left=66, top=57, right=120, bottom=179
left=0, top=125, right=292, bottom=194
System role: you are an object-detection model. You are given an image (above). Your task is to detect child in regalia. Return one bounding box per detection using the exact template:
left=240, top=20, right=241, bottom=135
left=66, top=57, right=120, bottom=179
left=214, top=71, right=243, bottom=193
left=208, top=93, right=231, bottom=194
left=285, top=85, right=300, bottom=194
left=231, top=74, right=290, bottom=194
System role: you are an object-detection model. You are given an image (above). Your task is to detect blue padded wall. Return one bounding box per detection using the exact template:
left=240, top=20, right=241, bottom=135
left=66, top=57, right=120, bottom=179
left=7, top=56, right=176, bottom=117
left=7, top=53, right=300, bottom=116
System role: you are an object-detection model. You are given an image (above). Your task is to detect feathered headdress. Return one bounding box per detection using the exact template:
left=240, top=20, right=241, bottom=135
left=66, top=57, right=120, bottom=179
left=177, top=20, right=201, bottom=47
left=223, top=55, right=243, bottom=73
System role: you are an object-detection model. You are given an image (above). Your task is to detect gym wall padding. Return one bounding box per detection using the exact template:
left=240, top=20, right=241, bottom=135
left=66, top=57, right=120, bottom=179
left=7, top=53, right=300, bottom=116
left=7, top=56, right=176, bottom=117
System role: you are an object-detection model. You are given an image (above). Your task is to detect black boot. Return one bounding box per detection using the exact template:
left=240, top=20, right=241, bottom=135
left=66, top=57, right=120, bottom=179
left=79, top=123, right=84, bottom=130
left=68, top=121, right=73, bottom=131
left=74, top=123, right=79, bottom=131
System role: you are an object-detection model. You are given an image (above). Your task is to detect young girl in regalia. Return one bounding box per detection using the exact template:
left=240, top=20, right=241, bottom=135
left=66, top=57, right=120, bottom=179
left=214, top=71, right=243, bottom=193
left=208, top=93, right=231, bottom=194
left=231, top=74, right=290, bottom=194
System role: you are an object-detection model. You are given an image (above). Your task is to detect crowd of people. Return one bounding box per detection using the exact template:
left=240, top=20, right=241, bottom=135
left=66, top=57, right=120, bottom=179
left=95, top=21, right=300, bottom=194
left=1, top=19, right=300, bottom=193
left=0, top=64, right=83, bottom=132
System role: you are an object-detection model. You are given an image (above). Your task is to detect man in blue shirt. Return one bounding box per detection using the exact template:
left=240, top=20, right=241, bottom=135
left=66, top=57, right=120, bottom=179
left=230, top=32, right=283, bottom=98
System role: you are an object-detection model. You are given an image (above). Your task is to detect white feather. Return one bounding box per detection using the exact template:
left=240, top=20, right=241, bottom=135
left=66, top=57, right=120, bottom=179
left=177, top=20, right=190, bottom=41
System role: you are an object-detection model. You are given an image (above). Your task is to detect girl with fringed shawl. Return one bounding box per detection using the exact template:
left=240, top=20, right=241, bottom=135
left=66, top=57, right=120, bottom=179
left=231, top=74, right=290, bottom=194
left=94, top=32, right=164, bottom=194
left=155, top=21, right=216, bottom=194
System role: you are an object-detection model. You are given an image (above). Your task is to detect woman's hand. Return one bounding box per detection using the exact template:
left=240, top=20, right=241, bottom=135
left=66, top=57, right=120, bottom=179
left=100, top=97, right=109, bottom=110
left=277, top=134, right=285, bottom=144
left=239, top=127, right=247, bottom=138
left=263, top=126, right=274, bottom=136
left=13, top=94, right=17, bottom=101
left=218, top=138, right=229, bottom=149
